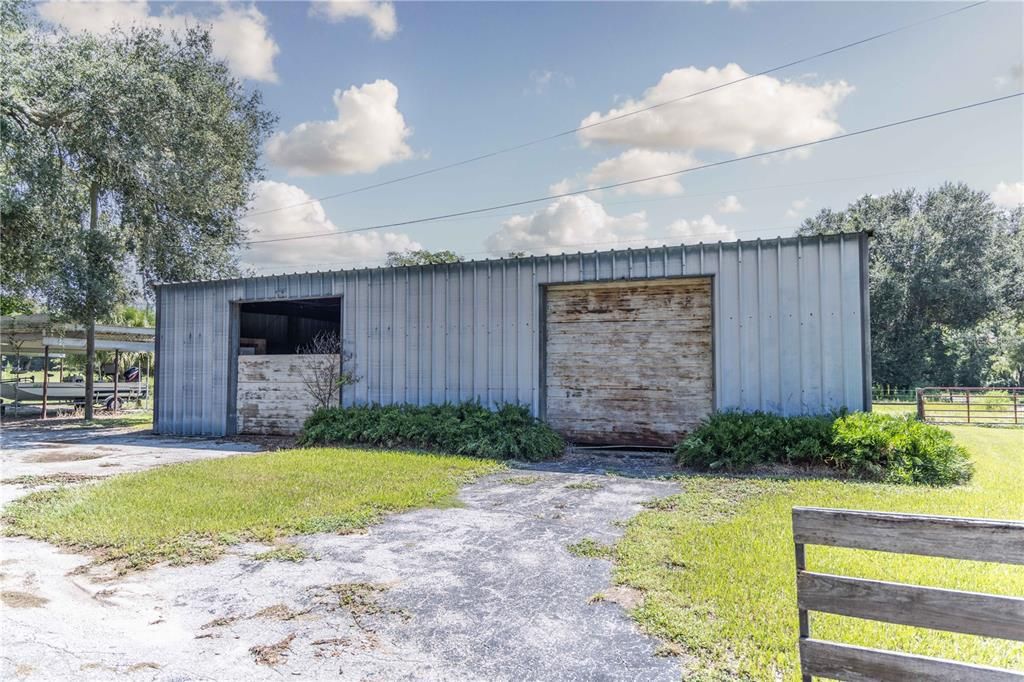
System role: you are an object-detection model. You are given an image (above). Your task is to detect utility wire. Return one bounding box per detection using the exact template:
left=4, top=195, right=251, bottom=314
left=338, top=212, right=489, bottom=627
left=245, top=0, right=989, bottom=219
left=246, top=153, right=1007, bottom=272
left=245, top=92, right=1022, bottom=246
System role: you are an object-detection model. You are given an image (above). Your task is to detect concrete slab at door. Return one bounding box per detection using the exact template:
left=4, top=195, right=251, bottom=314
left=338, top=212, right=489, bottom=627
left=544, top=278, right=713, bottom=446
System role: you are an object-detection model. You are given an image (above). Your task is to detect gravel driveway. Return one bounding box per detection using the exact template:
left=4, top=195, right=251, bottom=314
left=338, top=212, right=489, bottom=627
left=1, top=423, right=681, bottom=681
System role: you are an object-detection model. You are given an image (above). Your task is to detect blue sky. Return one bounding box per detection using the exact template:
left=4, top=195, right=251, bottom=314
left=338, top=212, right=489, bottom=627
left=38, top=1, right=1024, bottom=272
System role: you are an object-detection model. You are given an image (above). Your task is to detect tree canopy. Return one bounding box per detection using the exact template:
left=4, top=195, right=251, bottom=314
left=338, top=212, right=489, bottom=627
left=1, top=1, right=275, bottom=415
left=799, top=183, right=1023, bottom=387
left=384, top=249, right=464, bottom=267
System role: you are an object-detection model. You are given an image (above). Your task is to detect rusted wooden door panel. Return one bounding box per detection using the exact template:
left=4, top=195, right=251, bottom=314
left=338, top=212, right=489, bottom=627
left=544, top=278, right=713, bottom=446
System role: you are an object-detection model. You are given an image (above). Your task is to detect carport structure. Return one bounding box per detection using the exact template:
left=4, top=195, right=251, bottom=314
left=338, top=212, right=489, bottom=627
left=154, top=232, right=872, bottom=444
left=1, top=314, right=155, bottom=416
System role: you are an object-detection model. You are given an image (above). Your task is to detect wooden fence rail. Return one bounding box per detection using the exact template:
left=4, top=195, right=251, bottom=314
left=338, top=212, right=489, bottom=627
left=793, top=507, right=1024, bottom=682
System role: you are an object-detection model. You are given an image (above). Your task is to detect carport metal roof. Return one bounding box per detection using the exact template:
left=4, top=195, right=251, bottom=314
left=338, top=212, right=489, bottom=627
left=0, top=314, right=155, bottom=355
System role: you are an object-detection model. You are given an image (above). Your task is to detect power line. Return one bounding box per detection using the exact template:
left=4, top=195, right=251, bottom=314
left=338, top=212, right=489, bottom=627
left=245, top=153, right=1005, bottom=262
left=245, top=0, right=989, bottom=219
left=244, top=92, right=1022, bottom=246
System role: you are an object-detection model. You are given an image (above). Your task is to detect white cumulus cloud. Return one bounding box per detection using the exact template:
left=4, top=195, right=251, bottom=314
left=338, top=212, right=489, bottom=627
left=242, top=181, right=419, bottom=270
left=310, top=1, right=397, bottom=40
left=716, top=195, right=744, bottom=213
left=485, top=196, right=648, bottom=256
left=587, top=149, right=699, bottom=196
left=36, top=0, right=280, bottom=82
left=266, top=80, right=414, bottom=176
left=991, top=181, right=1024, bottom=208
left=577, top=63, right=852, bottom=154
left=785, top=198, right=810, bottom=219
left=664, top=215, right=735, bottom=242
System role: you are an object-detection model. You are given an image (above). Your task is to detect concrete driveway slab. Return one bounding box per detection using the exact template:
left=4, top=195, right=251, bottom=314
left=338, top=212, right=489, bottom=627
left=1, top=426, right=681, bottom=681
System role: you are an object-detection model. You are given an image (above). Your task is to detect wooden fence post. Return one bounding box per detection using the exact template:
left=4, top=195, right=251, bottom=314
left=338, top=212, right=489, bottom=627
left=966, top=391, right=971, bottom=424
left=916, top=388, right=925, bottom=421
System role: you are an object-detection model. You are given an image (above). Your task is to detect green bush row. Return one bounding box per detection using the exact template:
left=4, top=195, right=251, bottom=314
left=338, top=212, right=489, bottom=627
left=676, top=411, right=973, bottom=486
left=300, top=402, right=565, bottom=462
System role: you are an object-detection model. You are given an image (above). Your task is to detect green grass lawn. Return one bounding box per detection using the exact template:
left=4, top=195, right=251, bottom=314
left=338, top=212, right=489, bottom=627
left=613, top=426, right=1024, bottom=680
left=3, top=448, right=502, bottom=570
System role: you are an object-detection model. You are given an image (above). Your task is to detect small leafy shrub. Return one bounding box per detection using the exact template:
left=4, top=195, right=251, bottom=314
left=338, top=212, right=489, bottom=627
left=830, top=412, right=973, bottom=485
left=300, top=402, right=564, bottom=462
left=676, top=411, right=972, bottom=486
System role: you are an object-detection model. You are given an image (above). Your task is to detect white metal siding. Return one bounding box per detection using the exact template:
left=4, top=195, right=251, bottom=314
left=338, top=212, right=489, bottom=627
left=154, top=233, right=870, bottom=436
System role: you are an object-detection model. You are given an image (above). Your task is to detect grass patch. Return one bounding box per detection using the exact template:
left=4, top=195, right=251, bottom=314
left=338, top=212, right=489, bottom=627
left=567, top=538, right=616, bottom=559
left=565, top=480, right=604, bottom=491
left=2, top=473, right=99, bottom=487
left=616, top=426, right=1024, bottom=679
left=3, top=447, right=502, bottom=570
left=252, top=544, right=308, bottom=563
left=501, top=475, right=541, bottom=486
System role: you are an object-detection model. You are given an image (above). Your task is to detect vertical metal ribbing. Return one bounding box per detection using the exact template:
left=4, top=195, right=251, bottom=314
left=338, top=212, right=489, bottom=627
left=389, top=268, right=396, bottom=404
left=530, top=258, right=537, bottom=415
left=797, top=237, right=805, bottom=412
left=838, top=237, right=847, bottom=406
left=486, top=260, right=492, bottom=405
left=816, top=239, right=825, bottom=412
left=377, top=268, right=384, bottom=405
left=457, top=263, right=463, bottom=401
left=499, top=260, right=505, bottom=402
left=776, top=238, right=784, bottom=412
left=736, top=242, right=744, bottom=408
left=756, top=239, right=764, bottom=411
left=417, top=268, right=423, bottom=405
left=513, top=259, right=520, bottom=403
left=469, top=263, right=476, bottom=400
left=443, top=264, right=449, bottom=403
left=663, top=245, right=670, bottom=277
left=611, top=250, right=616, bottom=279
left=404, top=268, right=410, bottom=404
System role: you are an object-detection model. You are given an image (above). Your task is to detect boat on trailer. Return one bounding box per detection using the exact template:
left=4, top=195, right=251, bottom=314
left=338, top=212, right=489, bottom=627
left=0, top=377, right=147, bottom=409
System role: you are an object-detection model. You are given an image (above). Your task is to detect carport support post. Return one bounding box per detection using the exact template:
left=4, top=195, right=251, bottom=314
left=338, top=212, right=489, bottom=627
left=112, top=349, right=120, bottom=413
left=41, top=345, right=49, bottom=420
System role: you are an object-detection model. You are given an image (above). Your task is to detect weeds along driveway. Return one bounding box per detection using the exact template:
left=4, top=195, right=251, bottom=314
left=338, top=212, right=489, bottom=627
left=1, top=426, right=681, bottom=681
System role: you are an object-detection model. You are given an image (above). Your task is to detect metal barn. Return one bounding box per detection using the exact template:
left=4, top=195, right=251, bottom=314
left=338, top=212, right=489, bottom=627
left=153, top=232, right=871, bottom=445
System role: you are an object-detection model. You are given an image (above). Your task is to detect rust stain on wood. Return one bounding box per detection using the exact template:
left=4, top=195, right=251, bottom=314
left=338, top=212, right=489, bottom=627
left=545, top=278, right=713, bottom=446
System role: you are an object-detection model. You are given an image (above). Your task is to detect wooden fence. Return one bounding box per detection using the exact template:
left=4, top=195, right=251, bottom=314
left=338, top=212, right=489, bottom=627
left=792, top=507, right=1024, bottom=681
left=916, top=387, right=1023, bottom=426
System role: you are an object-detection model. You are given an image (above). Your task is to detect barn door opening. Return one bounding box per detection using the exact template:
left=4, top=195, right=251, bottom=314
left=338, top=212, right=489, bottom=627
left=543, top=278, right=713, bottom=447
left=235, top=296, right=341, bottom=435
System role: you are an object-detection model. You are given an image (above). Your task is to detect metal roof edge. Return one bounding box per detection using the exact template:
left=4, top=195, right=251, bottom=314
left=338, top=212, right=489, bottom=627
left=152, top=230, right=866, bottom=290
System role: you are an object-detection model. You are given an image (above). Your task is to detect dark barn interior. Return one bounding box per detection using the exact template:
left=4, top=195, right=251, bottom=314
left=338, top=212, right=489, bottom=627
left=238, top=296, right=341, bottom=355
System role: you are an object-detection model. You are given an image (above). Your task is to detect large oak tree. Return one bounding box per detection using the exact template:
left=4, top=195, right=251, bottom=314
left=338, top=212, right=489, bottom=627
left=1, top=1, right=275, bottom=417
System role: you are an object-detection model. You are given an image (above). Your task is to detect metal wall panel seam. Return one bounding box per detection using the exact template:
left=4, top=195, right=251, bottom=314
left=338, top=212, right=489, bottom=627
left=839, top=237, right=847, bottom=406
left=776, top=239, right=784, bottom=413
left=817, top=238, right=826, bottom=412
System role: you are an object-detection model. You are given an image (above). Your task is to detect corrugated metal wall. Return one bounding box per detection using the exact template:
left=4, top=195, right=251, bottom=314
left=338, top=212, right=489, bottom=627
left=154, top=232, right=870, bottom=436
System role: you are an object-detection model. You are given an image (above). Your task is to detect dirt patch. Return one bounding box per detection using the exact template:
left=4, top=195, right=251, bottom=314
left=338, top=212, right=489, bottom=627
left=201, top=615, right=240, bottom=630
left=599, top=585, right=645, bottom=610
left=315, top=582, right=410, bottom=630
left=1, top=590, right=49, bottom=608
left=249, top=633, right=296, bottom=665
left=250, top=603, right=312, bottom=621
left=25, top=451, right=104, bottom=463
left=2, top=472, right=100, bottom=487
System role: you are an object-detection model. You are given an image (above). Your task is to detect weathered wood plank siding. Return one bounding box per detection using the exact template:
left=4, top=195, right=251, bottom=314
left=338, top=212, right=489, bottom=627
left=154, top=233, right=870, bottom=437
left=236, top=354, right=338, bottom=435
left=544, top=278, right=713, bottom=445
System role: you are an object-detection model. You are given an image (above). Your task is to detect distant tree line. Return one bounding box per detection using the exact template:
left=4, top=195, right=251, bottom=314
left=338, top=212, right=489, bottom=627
left=799, top=183, right=1024, bottom=388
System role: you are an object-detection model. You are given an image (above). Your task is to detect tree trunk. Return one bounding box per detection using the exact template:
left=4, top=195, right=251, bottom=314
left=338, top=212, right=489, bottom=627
left=84, top=320, right=95, bottom=420
left=84, top=181, right=99, bottom=421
